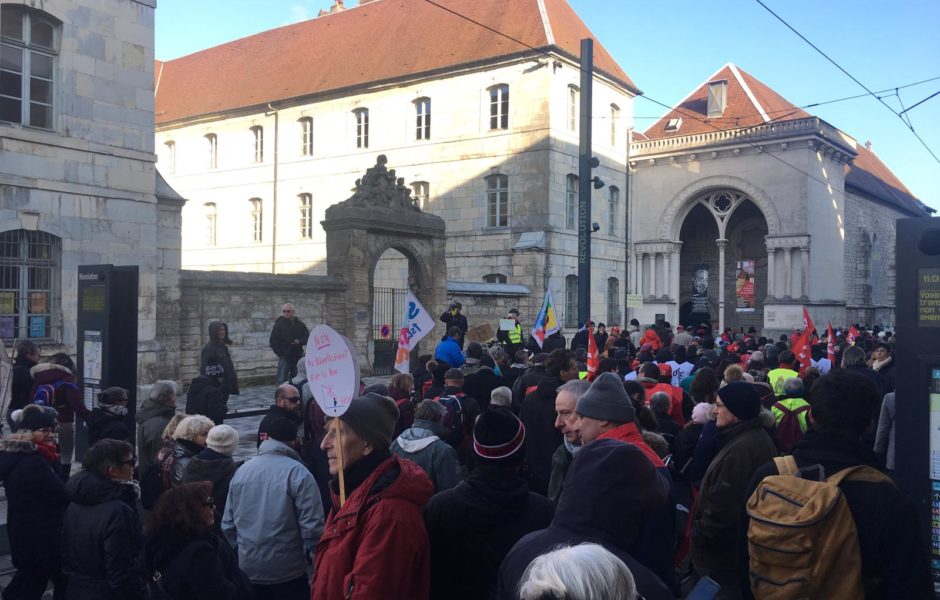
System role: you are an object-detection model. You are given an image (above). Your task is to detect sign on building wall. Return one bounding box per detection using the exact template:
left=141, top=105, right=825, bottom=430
left=736, top=260, right=756, bottom=312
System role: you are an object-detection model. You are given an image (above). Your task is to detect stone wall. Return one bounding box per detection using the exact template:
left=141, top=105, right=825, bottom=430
left=177, top=270, right=346, bottom=388
left=446, top=282, right=532, bottom=349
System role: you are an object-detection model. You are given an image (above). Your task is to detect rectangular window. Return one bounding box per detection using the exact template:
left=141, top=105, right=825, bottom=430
left=250, top=126, right=263, bottom=163
left=568, top=85, right=579, bottom=131
left=205, top=134, right=217, bottom=169
left=250, top=199, right=263, bottom=242
left=607, top=278, right=620, bottom=326
left=164, top=141, right=175, bottom=174
left=0, top=229, right=59, bottom=341
left=415, top=98, right=430, bottom=140
left=299, top=193, right=313, bottom=239
left=565, top=275, right=578, bottom=328
left=486, top=174, right=509, bottom=228
left=354, top=108, right=369, bottom=148
left=411, top=181, right=429, bottom=210
left=204, top=203, right=217, bottom=246
left=608, top=186, right=619, bottom=236
left=610, top=104, right=620, bottom=146
left=0, top=6, right=57, bottom=129
left=299, top=117, right=313, bottom=156
left=489, top=85, right=509, bottom=130
left=566, top=174, right=578, bottom=230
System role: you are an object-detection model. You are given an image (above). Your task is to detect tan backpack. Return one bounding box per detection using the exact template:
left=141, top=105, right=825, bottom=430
left=746, top=455, right=893, bottom=599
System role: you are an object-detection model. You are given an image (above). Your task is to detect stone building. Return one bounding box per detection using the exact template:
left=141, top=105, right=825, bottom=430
left=629, top=63, right=931, bottom=334
left=0, top=0, right=183, bottom=383
left=154, top=0, right=638, bottom=334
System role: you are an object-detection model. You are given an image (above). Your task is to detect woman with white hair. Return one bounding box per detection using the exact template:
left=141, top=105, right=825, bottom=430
left=518, top=543, right=637, bottom=600
left=148, top=415, right=215, bottom=508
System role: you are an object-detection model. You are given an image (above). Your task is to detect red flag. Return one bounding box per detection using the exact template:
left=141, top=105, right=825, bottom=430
left=847, top=325, right=859, bottom=345
left=802, top=306, right=816, bottom=337
left=586, top=323, right=600, bottom=380
left=792, top=328, right=813, bottom=377
left=826, top=321, right=836, bottom=364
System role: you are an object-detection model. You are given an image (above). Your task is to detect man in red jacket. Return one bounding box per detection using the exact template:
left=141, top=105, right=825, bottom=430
left=637, top=363, right=685, bottom=427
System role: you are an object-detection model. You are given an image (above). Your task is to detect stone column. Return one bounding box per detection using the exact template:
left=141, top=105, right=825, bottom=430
left=650, top=253, right=658, bottom=298
left=783, top=247, right=792, bottom=299
left=800, top=246, right=810, bottom=299
left=663, top=252, right=671, bottom=299
left=766, top=247, right=776, bottom=299
left=635, top=251, right=642, bottom=295
left=717, top=239, right=728, bottom=333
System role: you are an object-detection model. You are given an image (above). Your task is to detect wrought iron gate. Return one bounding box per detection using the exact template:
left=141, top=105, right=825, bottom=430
left=372, top=287, right=408, bottom=375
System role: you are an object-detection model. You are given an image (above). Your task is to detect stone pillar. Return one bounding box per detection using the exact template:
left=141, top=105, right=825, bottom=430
left=783, top=247, right=792, bottom=299
left=717, top=239, right=728, bottom=333
left=635, top=251, right=642, bottom=295
left=663, top=252, right=671, bottom=299
left=800, top=246, right=810, bottom=299
left=766, top=247, right=776, bottom=299
left=651, top=253, right=658, bottom=298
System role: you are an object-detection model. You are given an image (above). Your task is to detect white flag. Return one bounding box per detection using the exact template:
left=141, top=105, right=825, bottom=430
left=394, top=292, right=435, bottom=373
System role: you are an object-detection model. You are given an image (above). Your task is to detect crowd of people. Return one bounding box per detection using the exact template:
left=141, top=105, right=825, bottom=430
left=0, top=311, right=930, bottom=599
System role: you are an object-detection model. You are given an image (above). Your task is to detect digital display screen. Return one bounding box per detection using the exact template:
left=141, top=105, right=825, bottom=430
left=81, top=286, right=105, bottom=313
left=919, top=268, right=940, bottom=328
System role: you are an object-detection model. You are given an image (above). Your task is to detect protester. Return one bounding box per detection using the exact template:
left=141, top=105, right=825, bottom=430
left=390, top=400, right=463, bottom=492
left=158, top=415, right=214, bottom=489
left=497, top=308, right=524, bottom=358
left=497, top=438, right=672, bottom=600
left=570, top=320, right=593, bottom=351
left=521, top=348, right=579, bottom=495
left=200, top=321, right=239, bottom=406
left=87, top=386, right=131, bottom=447
left=313, top=393, right=432, bottom=600
left=145, top=481, right=252, bottom=599
left=770, top=377, right=810, bottom=453
left=691, top=381, right=777, bottom=599
left=768, top=350, right=799, bottom=396
left=440, top=302, right=469, bottom=349
left=490, top=385, right=512, bottom=409
left=8, top=339, right=40, bottom=429
left=186, top=362, right=227, bottom=425
left=434, top=326, right=466, bottom=367
left=870, top=342, right=896, bottom=394
left=463, top=354, right=504, bottom=411
left=223, top=417, right=323, bottom=600
left=388, top=372, right=416, bottom=437
left=0, top=405, right=67, bottom=599
left=518, top=543, right=638, bottom=600
left=182, top=424, right=242, bottom=534
left=257, top=383, right=304, bottom=447
left=637, top=362, right=684, bottom=427
left=30, top=353, right=87, bottom=477
left=62, top=439, right=147, bottom=599
left=425, top=407, right=553, bottom=600
left=512, top=352, right=549, bottom=412
left=137, top=380, right=178, bottom=473
left=461, top=342, right=485, bottom=377
left=269, top=303, right=310, bottom=384
left=547, top=379, right=591, bottom=503
left=874, top=391, right=896, bottom=472
left=650, top=391, right=680, bottom=452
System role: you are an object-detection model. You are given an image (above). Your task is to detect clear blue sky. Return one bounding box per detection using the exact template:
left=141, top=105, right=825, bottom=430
left=155, top=0, right=940, bottom=212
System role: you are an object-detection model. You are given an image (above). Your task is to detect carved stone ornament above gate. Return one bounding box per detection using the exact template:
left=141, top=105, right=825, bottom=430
left=341, top=154, right=421, bottom=212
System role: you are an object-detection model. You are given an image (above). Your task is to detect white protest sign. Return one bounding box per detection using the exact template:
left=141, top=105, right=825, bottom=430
left=305, top=324, right=359, bottom=417
left=394, top=292, right=436, bottom=373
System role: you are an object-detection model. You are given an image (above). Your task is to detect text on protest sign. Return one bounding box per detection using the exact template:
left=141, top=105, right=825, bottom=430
left=305, top=324, right=359, bottom=417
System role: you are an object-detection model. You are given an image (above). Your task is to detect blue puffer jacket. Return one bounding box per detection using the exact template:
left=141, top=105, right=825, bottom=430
left=434, top=337, right=465, bottom=368
left=221, top=440, right=325, bottom=584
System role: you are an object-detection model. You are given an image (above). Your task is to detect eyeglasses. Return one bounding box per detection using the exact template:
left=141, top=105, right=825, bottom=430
left=118, top=457, right=137, bottom=467
left=284, top=395, right=302, bottom=404
left=202, top=497, right=216, bottom=508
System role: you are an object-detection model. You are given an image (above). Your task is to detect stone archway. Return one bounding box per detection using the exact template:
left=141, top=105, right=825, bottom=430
left=321, top=155, right=447, bottom=376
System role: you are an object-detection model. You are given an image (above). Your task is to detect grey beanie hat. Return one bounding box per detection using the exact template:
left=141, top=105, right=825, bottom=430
left=575, top=372, right=636, bottom=424
left=340, top=392, right=400, bottom=449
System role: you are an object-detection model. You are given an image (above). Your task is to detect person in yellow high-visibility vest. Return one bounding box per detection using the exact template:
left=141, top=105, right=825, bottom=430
left=497, top=308, right=524, bottom=358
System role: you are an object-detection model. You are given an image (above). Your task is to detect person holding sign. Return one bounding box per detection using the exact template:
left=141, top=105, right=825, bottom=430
left=313, top=393, right=433, bottom=600
left=497, top=308, right=524, bottom=358
left=440, top=302, right=469, bottom=349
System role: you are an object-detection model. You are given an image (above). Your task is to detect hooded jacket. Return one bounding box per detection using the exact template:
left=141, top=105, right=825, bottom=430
left=186, top=374, right=226, bottom=425
left=0, top=435, right=68, bottom=569
left=222, top=439, right=324, bottom=584
left=135, top=397, right=175, bottom=474
left=201, top=321, right=239, bottom=396
left=424, top=464, right=554, bottom=600
left=520, top=376, right=565, bottom=495
left=62, top=471, right=146, bottom=600
left=389, top=419, right=463, bottom=492
left=181, top=448, right=242, bottom=534
left=30, top=362, right=87, bottom=423
left=433, top=336, right=465, bottom=368
left=497, top=439, right=672, bottom=600
left=86, top=407, right=132, bottom=447
left=313, top=455, right=433, bottom=600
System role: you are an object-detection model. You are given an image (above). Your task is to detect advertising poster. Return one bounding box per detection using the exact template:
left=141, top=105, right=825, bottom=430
left=736, top=260, right=756, bottom=312
left=28, top=316, right=45, bottom=338
left=0, top=292, right=13, bottom=314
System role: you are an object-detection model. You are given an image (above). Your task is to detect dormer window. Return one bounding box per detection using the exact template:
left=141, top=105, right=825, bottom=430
left=707, top=80, right=728, bottom=118
left=665, top=118, right=682, bottom=132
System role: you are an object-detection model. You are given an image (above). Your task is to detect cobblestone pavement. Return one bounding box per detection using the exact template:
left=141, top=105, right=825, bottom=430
left=0, top=377, right=390, bottom=595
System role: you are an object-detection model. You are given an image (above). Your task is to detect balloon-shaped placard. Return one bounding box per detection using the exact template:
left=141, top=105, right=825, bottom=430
left=305, top=324, right=359, bottom=418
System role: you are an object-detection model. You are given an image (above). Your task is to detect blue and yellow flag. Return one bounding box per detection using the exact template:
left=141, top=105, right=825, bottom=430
left=531, top=290, right=560, bottom=348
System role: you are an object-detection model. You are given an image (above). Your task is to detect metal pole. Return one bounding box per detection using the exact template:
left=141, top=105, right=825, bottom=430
left=577, top=38, right=593, bottom=327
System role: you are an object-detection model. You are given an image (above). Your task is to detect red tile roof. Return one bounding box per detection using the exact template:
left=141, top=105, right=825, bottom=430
left=845, top=145, right=929, bottom=216
left=154, top=0, right=636, bottom=125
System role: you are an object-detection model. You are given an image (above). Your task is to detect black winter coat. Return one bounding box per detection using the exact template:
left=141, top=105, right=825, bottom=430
left=743, top=431, right=932, bottom=599
left=181, top=449, right=241, bottom=534
left=0, top=437, right=68, bottom=569
left=86, top=408, right=131, bottom=447
left=510, top=365, right=547, bottom=414
left=520, top=376, right=564, bottom=495
left=200, top=321, right=238, bottom=396
left=257, top=404, right=302, bottom=447
left=186, top=375, right=226, bottom=424
left=497, top=439, right=672, bottom=600
left=144, top=532, right=252, bottom=600
left=62, top=471, right=146, bottom=600
left=9, top=355, right=36, bottom=416
left=462, top=366, right=505, bottom=413
left=425, top=465, right=553, bottom=600
left=269, top=316, right=309, bottom=363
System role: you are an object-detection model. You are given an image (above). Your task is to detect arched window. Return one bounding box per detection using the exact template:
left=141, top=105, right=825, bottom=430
left=610, top=104, right=620, bottom=146
left=567, top=85, right=579, bottom=131
left=204, top=203, right=217, bottom=246
left=608, top=186, right=620, bottom=236
left=205, top=134, right=218, bottom=169
left=299, top=193, right=313, bottom=240
left=566, top=174, right=578, bottom=230
left=163, top=140, right=175, bottom=174
left=486, top=174, right=509, bottom=227
left=250, top=126, right=263, bottom=162
left=0, top=230, right=61, bottom=341
left=565, top=275, right=578, bottom=328
left=607, top=277, right=620, bottom=326
left=411, top=181, right=429, bottom=210
left=299, top=117, right=313, bottom=156
left=414, top=97, right=431, bottom=140
left=0, top=5, right=59, bottom=129
left=353, top=108, right=369, bottom=148
left=249, top=198, right=263, bottom=242
left=488, top=84, right=509, bottom=130
left=483, top=273, right=507, bottom=284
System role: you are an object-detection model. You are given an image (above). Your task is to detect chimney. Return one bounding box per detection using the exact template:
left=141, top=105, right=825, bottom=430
left=319, top=0, right=345, bottom=15
left=864, top=140, right=872, bottom=150
left=707, top=80, right=728, bottom=118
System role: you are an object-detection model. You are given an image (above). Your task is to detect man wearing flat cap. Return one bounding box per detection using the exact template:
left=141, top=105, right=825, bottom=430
left=690, top=381, right=776, bottom=599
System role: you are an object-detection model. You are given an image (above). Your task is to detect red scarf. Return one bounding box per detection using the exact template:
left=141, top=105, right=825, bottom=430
left=34, top=440, right=60, bottom=464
